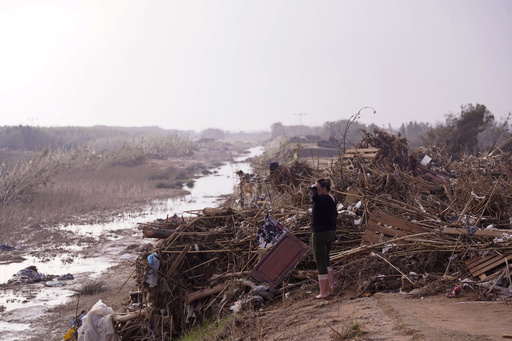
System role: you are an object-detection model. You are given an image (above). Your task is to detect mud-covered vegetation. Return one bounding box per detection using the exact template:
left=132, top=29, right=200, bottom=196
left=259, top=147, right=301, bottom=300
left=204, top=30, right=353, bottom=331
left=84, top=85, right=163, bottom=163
left=0, top=125, right=262, bottom=248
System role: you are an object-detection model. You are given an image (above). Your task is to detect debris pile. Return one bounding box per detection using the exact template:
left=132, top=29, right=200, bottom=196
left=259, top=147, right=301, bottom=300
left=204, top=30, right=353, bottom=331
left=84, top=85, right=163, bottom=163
left=115, top=208, right=318, bottom=339
left=114, top=128, right=512, bottom=339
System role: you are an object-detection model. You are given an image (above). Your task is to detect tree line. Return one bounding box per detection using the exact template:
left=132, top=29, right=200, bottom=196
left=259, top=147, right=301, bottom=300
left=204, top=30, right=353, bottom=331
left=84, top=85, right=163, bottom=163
left=270, top=103, right=512, bottom=159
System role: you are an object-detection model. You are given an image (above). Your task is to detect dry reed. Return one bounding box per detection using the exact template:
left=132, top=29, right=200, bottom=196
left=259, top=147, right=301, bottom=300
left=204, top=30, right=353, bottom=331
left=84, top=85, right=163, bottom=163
left=0, top=159, right=190, bottom=245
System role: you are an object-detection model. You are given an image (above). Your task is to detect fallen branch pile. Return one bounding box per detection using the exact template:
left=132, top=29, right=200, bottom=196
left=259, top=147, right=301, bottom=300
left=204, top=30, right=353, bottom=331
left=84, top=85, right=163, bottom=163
left=115, top=128, right=512, bottom=340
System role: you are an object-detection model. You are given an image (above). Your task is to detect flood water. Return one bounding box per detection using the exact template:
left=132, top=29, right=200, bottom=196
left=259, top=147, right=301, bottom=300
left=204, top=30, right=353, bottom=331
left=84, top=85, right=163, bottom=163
left=0, top=146, right=263, bottom=338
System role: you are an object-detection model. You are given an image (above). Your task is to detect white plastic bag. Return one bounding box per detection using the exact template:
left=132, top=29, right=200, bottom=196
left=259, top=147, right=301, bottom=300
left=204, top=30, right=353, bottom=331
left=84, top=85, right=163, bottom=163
left=77, top=300, right=120, bottom=341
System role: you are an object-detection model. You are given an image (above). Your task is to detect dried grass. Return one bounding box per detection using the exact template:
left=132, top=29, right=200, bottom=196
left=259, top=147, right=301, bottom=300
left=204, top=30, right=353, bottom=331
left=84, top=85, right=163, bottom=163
left=71, top=280, right=107, bottom=296
left=329, top=319, right=365, bottom=340
left=0, top=158, right=190, bottom=245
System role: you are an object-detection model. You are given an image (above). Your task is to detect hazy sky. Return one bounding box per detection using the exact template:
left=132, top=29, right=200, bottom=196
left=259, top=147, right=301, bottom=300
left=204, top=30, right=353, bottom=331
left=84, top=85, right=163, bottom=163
left=1, top=0, right=511, bottom=132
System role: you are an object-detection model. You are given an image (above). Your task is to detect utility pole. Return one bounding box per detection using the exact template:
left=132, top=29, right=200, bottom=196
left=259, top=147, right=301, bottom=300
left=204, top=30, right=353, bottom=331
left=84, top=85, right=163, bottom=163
left=295, top=113, right=307, bottom=126
left=27, top=118, right=39, bottom=126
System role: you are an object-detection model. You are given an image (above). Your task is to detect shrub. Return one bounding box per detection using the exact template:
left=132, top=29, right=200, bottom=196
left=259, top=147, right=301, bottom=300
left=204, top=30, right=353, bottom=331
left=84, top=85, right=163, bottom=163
left=71, top=280, right=106, bottom=296
left=330, top=319, right=364, bottom=340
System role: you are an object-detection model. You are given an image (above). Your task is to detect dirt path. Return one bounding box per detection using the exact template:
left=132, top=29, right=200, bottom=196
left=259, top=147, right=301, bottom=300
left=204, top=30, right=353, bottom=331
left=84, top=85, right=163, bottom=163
left=243, top=291, right=512, bottom=340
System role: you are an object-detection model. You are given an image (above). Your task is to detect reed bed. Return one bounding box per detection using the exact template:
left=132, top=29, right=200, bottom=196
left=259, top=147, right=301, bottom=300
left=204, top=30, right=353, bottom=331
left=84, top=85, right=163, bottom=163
left=0, top=146, right=203, bottom=245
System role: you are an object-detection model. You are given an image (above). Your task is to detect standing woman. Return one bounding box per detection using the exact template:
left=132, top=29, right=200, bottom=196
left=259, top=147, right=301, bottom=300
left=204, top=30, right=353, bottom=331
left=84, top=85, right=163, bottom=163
left=310, top=178, right=338, bottom=299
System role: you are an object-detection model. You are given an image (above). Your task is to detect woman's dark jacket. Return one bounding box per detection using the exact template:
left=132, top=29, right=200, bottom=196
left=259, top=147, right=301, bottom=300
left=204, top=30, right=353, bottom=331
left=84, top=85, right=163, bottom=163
left=310, top=187, right=337, bottom=232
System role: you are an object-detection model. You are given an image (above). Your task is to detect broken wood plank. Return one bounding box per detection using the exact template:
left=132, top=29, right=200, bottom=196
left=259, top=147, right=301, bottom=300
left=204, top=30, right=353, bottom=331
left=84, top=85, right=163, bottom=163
left=165, top=245, right=190, bottom=278
left=469, top=255, right=505, bottom=277
left=369, top=211, right=426, bottom=234
left=344, top=147, right=379, bottom=159
left=466, top=251, right=512, bottom=278
left=360, top=230, right=384, bottom=245
left=186, top=283, right=225, bottom=304
left=113, top=308, right=148, bottom=323
left=366, top=222, right=412, bottom=239
left=142, top=226, right=174, bottom=239
left=202, top=207, right=234, bottom=216
left=343, top=188, right=361, bottom=205
left=362, top=211, right=426, bottom=245
left=442, top=227, right=512, bottom=238
left=210, top=271, right=251, bottom=280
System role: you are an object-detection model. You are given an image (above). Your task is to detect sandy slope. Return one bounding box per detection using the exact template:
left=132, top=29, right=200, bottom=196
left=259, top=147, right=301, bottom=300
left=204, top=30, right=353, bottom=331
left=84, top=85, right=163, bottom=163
left=237, top=290, right=512, bottom=341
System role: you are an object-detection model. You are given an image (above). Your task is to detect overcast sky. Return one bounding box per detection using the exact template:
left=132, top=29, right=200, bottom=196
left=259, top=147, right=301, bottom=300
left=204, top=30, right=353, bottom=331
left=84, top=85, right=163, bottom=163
left=1, top=0, right=511, bottom=132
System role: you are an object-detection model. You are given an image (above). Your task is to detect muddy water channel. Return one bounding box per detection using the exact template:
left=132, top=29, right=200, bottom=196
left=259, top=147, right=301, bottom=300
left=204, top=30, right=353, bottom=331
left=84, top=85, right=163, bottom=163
left=0, top=146, right=263, bottom=339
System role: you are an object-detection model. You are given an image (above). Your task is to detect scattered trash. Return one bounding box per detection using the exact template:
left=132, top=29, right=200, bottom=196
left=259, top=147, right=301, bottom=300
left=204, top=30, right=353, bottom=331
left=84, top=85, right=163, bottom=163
left=77, top=300, right=119, bottom=341
left=129, top=290, right=142, bottom=303
left=448, top=285, right=462, bottom=298
left=254, top=214, right=287, bottom=248
left=0, top=244, right=18, bottom=251
left=8, top=266, right=46, bottom=284
left=119, top=253, right=134, bottom=260
left=64, top=310, right=86, bottom=341
left=420, top=154, right=432, bottom=166
left=45, top=280, right=65, bottom=287
left=145, top=252, right=159, bottom=288
left=59, top=273, right=74, bottom=281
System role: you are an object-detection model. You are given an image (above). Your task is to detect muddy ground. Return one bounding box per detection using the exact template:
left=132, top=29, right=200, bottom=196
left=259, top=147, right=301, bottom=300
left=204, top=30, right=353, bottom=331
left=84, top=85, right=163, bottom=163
left=2, top=232, right=145, bottom=341
left=2, top=143, right=512, bottom=341
left=239, top=289, right=512, bottom=341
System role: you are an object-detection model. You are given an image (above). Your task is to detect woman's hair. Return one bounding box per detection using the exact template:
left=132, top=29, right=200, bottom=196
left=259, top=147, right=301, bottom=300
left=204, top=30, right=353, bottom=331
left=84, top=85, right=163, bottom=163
left=316, top=178, right=332, bottom=192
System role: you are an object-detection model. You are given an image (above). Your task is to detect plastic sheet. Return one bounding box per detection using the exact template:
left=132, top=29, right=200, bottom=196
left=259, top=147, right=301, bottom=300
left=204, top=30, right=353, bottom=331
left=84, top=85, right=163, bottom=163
left=77, top=300, right=119, bottom=341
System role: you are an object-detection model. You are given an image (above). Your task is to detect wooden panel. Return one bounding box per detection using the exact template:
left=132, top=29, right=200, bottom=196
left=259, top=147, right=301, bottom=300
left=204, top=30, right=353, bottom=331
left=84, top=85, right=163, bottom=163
left=303, top=146, right=379, bottom=170
left=344, top=188, right=361, bottom=205
left=366, top=222, right=411, bottom=239
left=465, top=254, right=491, bottom=267
left=361, top=211, right=425, bottom=245
left=467, top=251, right=512, bottom=278
left=361, top=230, right=383, bottom=244
left=299, top=147, right=340, bottom=158
left=306, top=158, right=338, bottom=170
left=344, top=147, right=379, bottom=160
left=469, top=255, right=503, bottom=275
left=442, top=227, right=512, bottom=237
left=369, top=211, right=425, bottom=234
left=250, top=231, right=309, bottom=287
